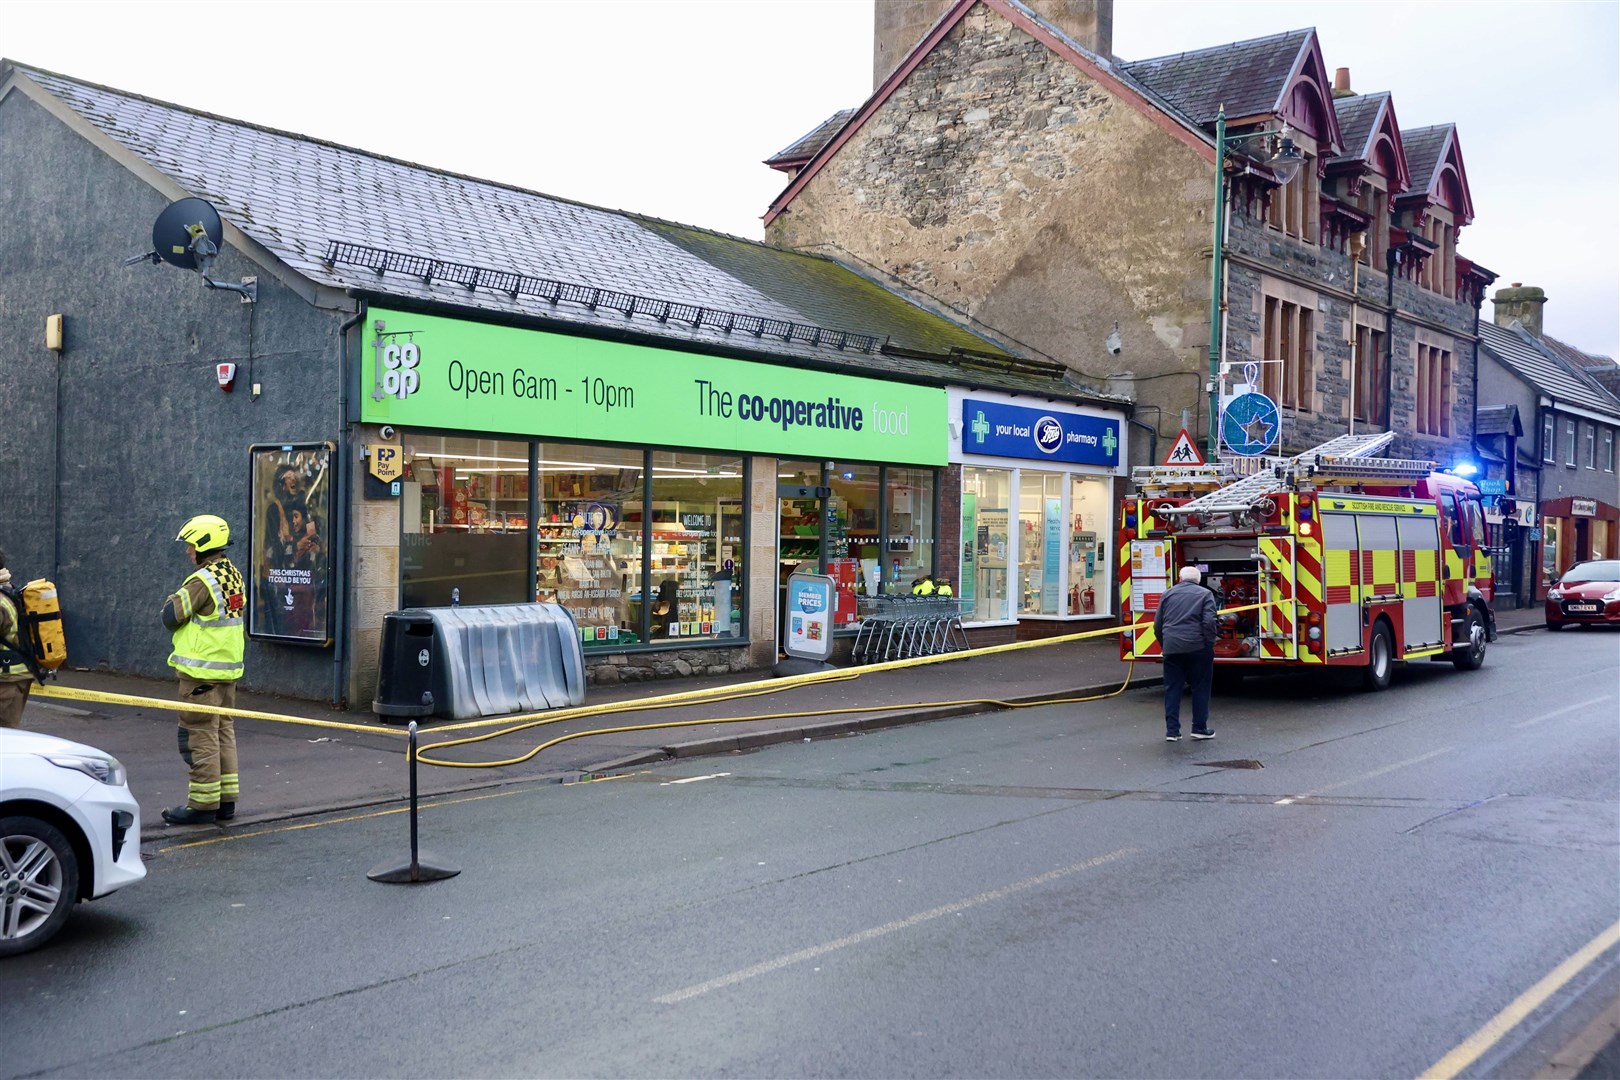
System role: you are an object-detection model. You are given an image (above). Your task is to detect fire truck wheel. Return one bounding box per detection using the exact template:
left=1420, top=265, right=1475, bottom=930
left=1363, top=622, right=1394, bottom=691
left=1451, top=608, right=1488, bottom=671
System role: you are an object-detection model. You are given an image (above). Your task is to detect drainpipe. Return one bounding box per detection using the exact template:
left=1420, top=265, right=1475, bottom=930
left=1126, top=418, right=1157, bottom=469
left=333, top=303, right=366, bottom=709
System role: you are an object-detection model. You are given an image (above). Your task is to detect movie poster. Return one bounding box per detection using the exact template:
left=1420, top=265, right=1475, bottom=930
left=249, top=443, right=333, bottom=644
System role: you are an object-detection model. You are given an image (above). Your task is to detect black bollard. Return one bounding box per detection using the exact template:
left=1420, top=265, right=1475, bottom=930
left=368, top=720, right=461, bottom=884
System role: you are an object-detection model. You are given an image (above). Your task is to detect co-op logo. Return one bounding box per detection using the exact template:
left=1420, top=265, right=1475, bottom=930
left=1033, top=415, right=1064, bottom=454
left=372, top=335, right=422, bottom=401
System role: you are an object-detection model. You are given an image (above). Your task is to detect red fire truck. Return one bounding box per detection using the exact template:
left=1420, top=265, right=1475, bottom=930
left=1119, top=433, right=1497, bottom=690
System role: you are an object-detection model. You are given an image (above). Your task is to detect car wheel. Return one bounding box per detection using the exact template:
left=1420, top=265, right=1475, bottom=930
left=1451, top=608, right=1487, bottom=671
left=1363, top=622, right=1393, bottom=691
left=1545, top=620, right=1564, bottom=631
left=0, top=816, right=80, bottom=958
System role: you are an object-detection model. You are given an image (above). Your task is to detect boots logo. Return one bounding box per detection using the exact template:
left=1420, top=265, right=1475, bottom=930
left=1034, top=416, right=1064, bottom=454
left=373, top=338, right=421, bottom=401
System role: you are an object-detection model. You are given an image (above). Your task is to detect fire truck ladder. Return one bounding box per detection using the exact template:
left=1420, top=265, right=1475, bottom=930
left=1155, top=432, right=1430, bottom=516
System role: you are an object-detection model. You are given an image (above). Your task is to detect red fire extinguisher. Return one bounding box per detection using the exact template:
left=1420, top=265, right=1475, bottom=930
left=1069, top=584, right=1080, bottom=614
left=1081, top=585, right=1095, bottom=614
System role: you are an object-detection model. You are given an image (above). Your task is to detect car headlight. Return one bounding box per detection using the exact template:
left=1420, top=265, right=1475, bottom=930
left=1547, top=588, right=1564, bottom=600
left=46, top=753, right=127, bottom=786
left=1604, top=589, right=1620, bottom=602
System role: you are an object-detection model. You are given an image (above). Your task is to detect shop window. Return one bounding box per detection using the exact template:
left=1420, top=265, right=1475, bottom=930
left=532, top=443, right=644, bottom=649
left=885, top=467, right=935, bottom=594
left=960, top=467, right=1012, bottom=623
left=401, top=435, right=531, bottom=608
left=1019, top=472, right=1064, bottom=615
left=828, top=463, right=882, bottom=618
left=1541, top=517, right=1560, bottom=583
left=1068, top=477, right=1110, bottom=616
left=643, top=451, right=745, bottom=643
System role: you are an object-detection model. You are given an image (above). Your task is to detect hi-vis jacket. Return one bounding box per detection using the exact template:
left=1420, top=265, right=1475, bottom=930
left=166, top=555, right=246, bottom=681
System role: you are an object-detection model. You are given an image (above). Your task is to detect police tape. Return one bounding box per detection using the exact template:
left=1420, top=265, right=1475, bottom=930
left=31, top=601, right=1285, bottom=741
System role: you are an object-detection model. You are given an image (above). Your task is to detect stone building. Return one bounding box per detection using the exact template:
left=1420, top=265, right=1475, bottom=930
left=764, top=0, right=1495, bottom=468
left=1476, top=285, right=1620, bottom=607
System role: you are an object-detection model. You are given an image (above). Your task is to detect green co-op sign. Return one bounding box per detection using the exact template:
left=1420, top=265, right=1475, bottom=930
left=360, top=308, right=947, bottom=465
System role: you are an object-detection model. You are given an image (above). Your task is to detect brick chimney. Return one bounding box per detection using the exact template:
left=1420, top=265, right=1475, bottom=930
left=1332, top=67, right=1354, bottom=98
left=874, top=0, right=1114, bottom=89
left=1493, top=283, right=1547, bottom=338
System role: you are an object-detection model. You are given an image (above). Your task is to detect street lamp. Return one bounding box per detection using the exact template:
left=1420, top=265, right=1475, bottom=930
left=1206, top=106, right=1305, bottom=454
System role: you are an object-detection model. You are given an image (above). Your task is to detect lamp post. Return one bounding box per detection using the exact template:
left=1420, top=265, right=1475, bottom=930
left=1206, top=107, right=1305, bottom=454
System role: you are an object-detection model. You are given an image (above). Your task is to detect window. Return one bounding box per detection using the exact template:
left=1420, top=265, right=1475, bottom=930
left=1356, top=188, right=1386, bottom=268
left=1263, top=296, right=1315, bottom=411
left=1415, top=344, right=1453, bottom=436
left=1069, top=477, right=1110, bottom=616
left=961, top=467, right=1012, bottom=623
left=1018, top=472, right=1064, bottom=615
left=1584, top=424, right=1597, bottom=469
left=1604, top=429, right=1615, bottom=472
left=401, top=435, right=533, bottom=609
left=1565, top=419, right=1578, bottom=466
left=1267, top=154, right=1317, bottom=242
left=645, top=450, right=745, bottom=642
left=1542, top=414, right=1556, bottom=463
left=1352, top=323, right=1387, bottom=424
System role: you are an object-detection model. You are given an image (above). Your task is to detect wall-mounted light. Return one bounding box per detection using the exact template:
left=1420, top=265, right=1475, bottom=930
left=45, top=313, right=64, bottom=352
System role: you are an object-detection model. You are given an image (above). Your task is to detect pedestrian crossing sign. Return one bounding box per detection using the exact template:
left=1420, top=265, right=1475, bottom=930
left=1163, top=429, right=1205, bottom=466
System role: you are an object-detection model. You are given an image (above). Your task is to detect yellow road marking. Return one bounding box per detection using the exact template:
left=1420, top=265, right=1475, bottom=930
left=652, top=847, right=1137, bottom=1005
left=1420, top=919, right=1620, bottom=1079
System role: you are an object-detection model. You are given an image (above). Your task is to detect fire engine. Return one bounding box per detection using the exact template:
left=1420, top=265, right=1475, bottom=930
left=1119, top=433, right=1497, bottom=690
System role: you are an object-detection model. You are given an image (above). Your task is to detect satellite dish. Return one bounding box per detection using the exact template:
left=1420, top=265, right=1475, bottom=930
left=152, top=197, right=223, bottom=271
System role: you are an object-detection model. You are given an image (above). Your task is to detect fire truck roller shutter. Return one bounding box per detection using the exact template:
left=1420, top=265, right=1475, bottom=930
left=1322, top=513, right=1362, bottom=653
left=1396, top=515, right=1445, bottom=652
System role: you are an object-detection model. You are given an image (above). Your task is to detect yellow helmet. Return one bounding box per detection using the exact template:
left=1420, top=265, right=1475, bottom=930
left=176, top=514, right=231, bottom=552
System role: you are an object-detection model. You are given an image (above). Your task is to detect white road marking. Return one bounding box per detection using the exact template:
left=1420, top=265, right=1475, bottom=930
left=653, top=847, right=1137, bottom=1005
left=1295, top=746, right=1454, bottom=798
left=662, top=772, right=732, bottom=786
left=1512, top=696, right=1615, bottom=729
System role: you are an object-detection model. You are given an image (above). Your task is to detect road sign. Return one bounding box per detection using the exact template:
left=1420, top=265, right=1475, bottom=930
left=1163, top=428, right=1205, bottom=466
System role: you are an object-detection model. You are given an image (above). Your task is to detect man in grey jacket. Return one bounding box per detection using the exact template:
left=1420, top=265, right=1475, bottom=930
left=1153, top=565, right=1218, bottom=742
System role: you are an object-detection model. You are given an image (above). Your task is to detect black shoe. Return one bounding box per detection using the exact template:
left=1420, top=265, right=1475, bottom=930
left=1190, top=730, right=1216, bottom=740
left=215, top=802, right=236, bottom=822
left=1165, top=734, right=1181, bottom=742
left=162, top=805, right=217, bottom=825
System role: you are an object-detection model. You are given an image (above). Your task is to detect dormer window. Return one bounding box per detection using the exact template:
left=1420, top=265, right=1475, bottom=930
left=1267, top=153, right=1318, bottom=242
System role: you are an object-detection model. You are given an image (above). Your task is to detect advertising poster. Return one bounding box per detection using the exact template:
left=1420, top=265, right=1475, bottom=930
left=783, top=572, right=835, bottom=661
left=250, top=443, right=333, bottom=645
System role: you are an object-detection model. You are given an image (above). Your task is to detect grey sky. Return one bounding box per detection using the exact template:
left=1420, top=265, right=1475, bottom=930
left=6, top=0, right=1616, bottom=359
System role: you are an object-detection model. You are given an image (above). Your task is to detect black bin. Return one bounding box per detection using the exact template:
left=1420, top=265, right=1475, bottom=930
left=374, top=610, right=438, bottom=721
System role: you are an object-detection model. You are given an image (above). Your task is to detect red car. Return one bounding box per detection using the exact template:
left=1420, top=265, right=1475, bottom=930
left=1545, top=559, right=1620, bottom=629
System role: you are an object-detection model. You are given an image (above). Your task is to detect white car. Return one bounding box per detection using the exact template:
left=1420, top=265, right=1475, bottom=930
left=1, top=728, right=146, bottom=956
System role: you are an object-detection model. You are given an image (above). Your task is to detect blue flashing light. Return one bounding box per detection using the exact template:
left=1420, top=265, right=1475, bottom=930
left=1448, top=462, right=1480, bottom=478
left=1125, top=512, right=1138, bottom=530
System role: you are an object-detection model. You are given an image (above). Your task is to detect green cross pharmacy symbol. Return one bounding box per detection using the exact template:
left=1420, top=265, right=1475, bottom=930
left=1102, top=428, right=1118, bottom=458
left=970, top=411, right=991, bottom=444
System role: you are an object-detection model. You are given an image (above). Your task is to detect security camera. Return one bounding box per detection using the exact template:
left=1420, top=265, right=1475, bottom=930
left=1104, top=322, right=1123, bottom=355
left=379, top=425, right=397, bottom=441
left=1107, top=340, right=1123, bottom=356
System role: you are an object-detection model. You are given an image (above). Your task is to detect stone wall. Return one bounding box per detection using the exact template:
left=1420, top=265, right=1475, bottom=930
left=770, top=3, right=1213, bottom=450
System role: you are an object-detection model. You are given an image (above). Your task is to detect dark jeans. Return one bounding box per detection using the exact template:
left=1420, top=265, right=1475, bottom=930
left=1162, top=646, right=1214, bottom=736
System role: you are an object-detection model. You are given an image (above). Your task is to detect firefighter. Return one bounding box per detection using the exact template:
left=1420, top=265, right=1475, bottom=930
left=911, top=575, right=937, bottom=596
left=0, top=548, right=33, bottom=728
left=160, top=515, right=247, bottom=825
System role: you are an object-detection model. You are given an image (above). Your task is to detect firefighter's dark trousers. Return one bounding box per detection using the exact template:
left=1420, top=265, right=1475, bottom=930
left=0, top=679, right=30, bottom=727
left=176, top=677, right=239, bottom=810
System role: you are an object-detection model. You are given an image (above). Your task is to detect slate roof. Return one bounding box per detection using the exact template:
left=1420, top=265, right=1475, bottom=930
left=6, top=61, right=1122, bottom=405
left=1330, top=92, right=1386, bottom=164
left=765, top=109, right=857, bottom=168
left=1479, top=320, right=1620, bottom=418
left=1120, top=29, right=1312, bottom=126
left=1475, top=404, right=1523, bottom=437
left=1401, top=125, right=1450, bottom=192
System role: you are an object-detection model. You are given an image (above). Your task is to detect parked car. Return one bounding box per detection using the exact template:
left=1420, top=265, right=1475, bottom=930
left=1, top=729, right=146, bottom=956
left=1545, top=559, right=1620, bottom=630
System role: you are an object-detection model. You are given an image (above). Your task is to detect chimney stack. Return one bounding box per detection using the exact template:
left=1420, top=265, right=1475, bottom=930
left=874, top=0, right=1114, bottom=90
left=1332, top=67, right=1354, bottom=98
left=1493, top=284, right=1548, bottom=338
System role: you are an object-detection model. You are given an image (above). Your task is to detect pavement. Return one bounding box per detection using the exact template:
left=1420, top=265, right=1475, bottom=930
left=16, top=605, right=1548, bottom=842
